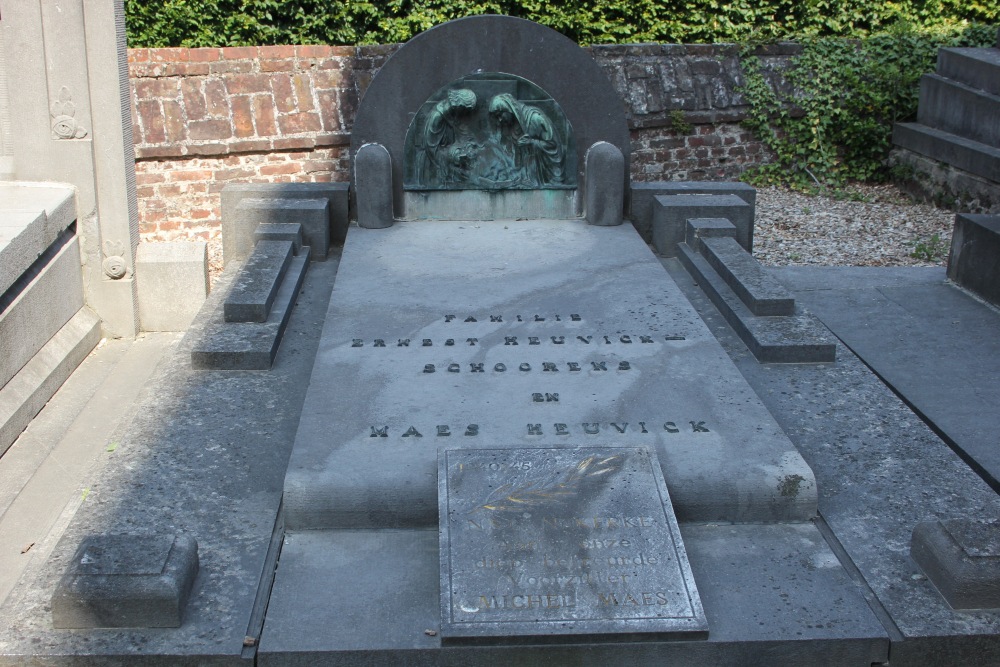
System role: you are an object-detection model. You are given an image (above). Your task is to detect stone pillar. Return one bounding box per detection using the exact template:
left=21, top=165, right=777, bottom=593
left=355, top=143, right=394, bottom=229
left=0, top=0, right=140, bottom=337
left=584, top=142, right=625, bottom=227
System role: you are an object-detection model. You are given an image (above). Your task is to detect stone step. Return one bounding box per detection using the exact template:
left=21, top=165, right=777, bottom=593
left=677, top=243, right=835, bottom=363
left=253, top=222, right=304, bottom=253
left=948, top=213, right=1000, bottom=308
left=917, top=74, right=1000, bottom=148
left=938, top=47, right=1000, bottom=97
left=893, top=122, right=1000, bottom=183
left=190, top=250, right=310, bottom=370
left=699, top=236, right=796, bottom=316
left=223, top=240, right=294, bottom=324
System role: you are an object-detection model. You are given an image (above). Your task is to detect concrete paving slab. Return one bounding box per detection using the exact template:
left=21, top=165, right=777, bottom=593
left=771, top=266, right=1000, bottom=490
left=260, top=523, right=887, bottom=665
left=0, top=257, right=340, bottom=665
left=668, top=260, right=1000, bottom=666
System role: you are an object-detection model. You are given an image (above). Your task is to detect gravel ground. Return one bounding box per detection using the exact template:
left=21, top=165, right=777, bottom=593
left=159, top=182, right=955, bottom=287
left=753, top=184, right=954, bottom=267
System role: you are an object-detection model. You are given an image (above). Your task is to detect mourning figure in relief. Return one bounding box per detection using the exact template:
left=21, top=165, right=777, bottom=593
left=487, top=93, right=565, bottom=187
left=415, top=88, right=479, bottom=185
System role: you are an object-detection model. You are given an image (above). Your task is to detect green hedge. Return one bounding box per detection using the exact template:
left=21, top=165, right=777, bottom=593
left=124, top=0, right=997, bottom=47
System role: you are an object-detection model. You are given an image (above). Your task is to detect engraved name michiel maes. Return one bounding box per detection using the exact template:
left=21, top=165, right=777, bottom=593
left=446, top=451, right=696, bottom=621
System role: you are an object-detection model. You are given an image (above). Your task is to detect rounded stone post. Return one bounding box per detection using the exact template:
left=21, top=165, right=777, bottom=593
left=354, top=143, right=394, bottom=229
left=584, top=142, right=625, bottom=226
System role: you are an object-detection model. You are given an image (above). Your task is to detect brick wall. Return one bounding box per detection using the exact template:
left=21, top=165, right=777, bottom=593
left=129, top=43, right=791, bottom=239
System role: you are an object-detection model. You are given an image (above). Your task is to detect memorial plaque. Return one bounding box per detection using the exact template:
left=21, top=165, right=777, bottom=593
left=439, top=446, right=707, bottom=643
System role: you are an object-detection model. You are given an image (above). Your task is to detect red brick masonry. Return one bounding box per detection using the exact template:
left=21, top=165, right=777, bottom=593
left=129, top=43, right=787, bottom=239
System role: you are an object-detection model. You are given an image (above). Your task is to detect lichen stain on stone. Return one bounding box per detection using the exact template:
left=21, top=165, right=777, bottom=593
left=778, top=474, right=806, bottom=497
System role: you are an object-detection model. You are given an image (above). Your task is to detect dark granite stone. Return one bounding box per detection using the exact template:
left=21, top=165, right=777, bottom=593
left=684, top=217, right=736, bottom=251
left=254, top=223, right=304, bottom=254
left=584, top=142, right=625, bottom=226
left=652, top=193, right=753, bottom=257
left=232, top=198, right=329, bottom=262
left=912, top=519, right=1000, bottom=610
left=350, top=15, right=629, bottom=218
left=700, top=236, right=795, bottom=316
left=220, top=183, right=348, bottom=263
left=947, top=213, right=1000, bottom=308
left=51, top=534, right=198, bottom=629
left=192, top=253, right=309, bottom=370
left=223, top=240, right=294, bottom=323
left=354, top=143, right=394, bottom=229
left=677, top=244, right=835, bottom=363
left=438, top=446, right=706, bottom=644
left=630, top=182, right=756, bottom=242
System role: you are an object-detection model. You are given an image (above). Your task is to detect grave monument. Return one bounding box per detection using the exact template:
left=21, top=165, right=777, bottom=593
left=258, top=16, right=878, bottom=663
left=5, top=12, right=1000, bottom=667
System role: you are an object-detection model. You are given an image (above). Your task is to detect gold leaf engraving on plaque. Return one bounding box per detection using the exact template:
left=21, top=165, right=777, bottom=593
left=476, top=455, right=622, bottom=513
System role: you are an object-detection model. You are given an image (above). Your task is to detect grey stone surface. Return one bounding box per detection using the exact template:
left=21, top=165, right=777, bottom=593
left=404, top=189, right=576, bottom=221
left=223, top=240, right=294, bottom=323
left=652, top=194, right=753, bottom=257
left=938, top=47, right=1000, bottom=96
left=0, top=183, right=75, bottom=296
left=700, top=236, right=795, bottom=316
left=893, top=122, right=1000, bottom=183
left=221, top=183, right=348, bottom=263
left=259, top=524, right=887, bottom=665
left=773, top=266, right=1000, bottom=490
left=355, top=143, right=394, bottom=229
left=918, top=73, right=1000, bottom=147
left=283, top=220, right=815, bottom=530
left=677, top=262, right=1000, bottom=665
left=0, top=254, right=339, bottom=664
left=0, top=235, right=85, bottom=389
left=912, top=520, right=1000, bottom=610
left=254, top=222, right=304, bottom=252
left=136, top=241, right=209, bottom=332
left=677, top=244, right=835, bottom=363
left=232, top=198, right=329, bottom=263
left=0, top=307, right=100, bottom=456
left=947, top=213, right=1000, bottom=307
left=630, top=181, right=756, bottom=241
left=3, top=1, right=141, bottom=337
left=684, top=217, right=736, bottom=252
left=584, top=142, right=625, bottom=226
left=439, top=446, right=706, bottom=644
left=51, top=534, right=199, bottom=628
left=350, top=15, right=630, bottom=219
left=192, top=251, right=309, bottom=370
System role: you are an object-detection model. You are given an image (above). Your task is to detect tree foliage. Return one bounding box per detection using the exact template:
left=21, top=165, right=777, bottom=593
left=124, top=0, right=997, bottom=47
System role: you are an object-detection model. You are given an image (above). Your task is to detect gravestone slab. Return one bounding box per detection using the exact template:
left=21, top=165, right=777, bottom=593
left=439, top=446, right=706, bottom=644
left=283, top=220, right=816, bottom=530
left=912, top=519, right=1000, bottom=609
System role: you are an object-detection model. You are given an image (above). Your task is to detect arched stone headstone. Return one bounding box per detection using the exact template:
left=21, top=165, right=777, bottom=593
left=350, top=15, right=630, bottom=220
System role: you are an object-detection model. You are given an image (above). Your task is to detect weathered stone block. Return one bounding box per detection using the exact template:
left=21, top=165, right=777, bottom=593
left=221, top=183, right=347, bottom=263
left=685, top=217, right=736, bottom=251
left=630, top=182, right=756, bottom=241
left=912, top=519, right=1000, bottom=610
left=254, top=222, right=305, bottom=253
left=947, top=213, right=1000, bottom=308
left=232, top=198, right=329, bottom=262
left=652, top=194, right=752, bottom=257
left=51, top=534, right=199, bottom=628
left=136, top=241, right=209, bottom=332
left=224, top=240, right=294, bottom=323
